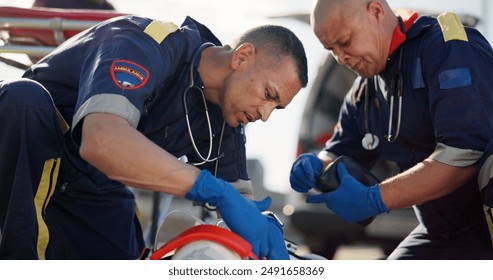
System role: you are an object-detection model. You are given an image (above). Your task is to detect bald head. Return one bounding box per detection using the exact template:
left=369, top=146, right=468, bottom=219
left=311, top=0, right=362, bottom=30
left=310, top=0, right=398, bottom=77
left=311, top=0, right=394, bottom=36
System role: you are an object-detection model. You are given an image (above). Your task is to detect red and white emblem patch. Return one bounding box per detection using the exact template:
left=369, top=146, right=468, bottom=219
left=110, top=60, right=150, bottom=89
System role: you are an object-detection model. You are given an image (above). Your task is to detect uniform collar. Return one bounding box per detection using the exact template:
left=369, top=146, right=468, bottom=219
left=182, top=16, right=222, bottom=47
left=388, top=10, right=419, bottom=56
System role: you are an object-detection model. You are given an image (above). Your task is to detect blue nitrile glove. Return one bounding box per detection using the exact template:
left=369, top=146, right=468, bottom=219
left=185, top=169, right=289, bottom=260
left=264, top=216, right=288, bottom=260
left=306, top=162, right=389, bottom=222
left=290, top=153, right=324, bottom=193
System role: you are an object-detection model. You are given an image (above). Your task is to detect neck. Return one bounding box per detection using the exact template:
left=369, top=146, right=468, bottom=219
left=198, top=46, right=231, bottom=105
left=388, top=10, right=419, bottom=56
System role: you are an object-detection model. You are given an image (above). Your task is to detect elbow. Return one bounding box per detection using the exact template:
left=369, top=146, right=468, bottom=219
left=79, top=126, right=106, bottom=165
left=79, top=117, right=115, bottom=174
left=78, top=113, right=133, bottom=181
left=79, top=129, right=119, bottom=180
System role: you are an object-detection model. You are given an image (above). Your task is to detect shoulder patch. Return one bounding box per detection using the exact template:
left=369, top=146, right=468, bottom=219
left=144, top=20, right=179, bottom=44
left=111, top=60, right=149, bottom=89
left=438, top=68, right=472, bottom=89
left=437, top=12, right=468, bottom=42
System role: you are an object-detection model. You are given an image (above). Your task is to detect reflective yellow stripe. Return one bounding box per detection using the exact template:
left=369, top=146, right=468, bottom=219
left=134, top=202, right=142, bottom=222
left=34, top=158, right=61, bottom=260
left=143, top=20, right=178, bottom=44
left=484, top=205, right=493, bottom=246
left=55, top=108, right=69, bottom=134
left=437, top=12, right=468, bottom=42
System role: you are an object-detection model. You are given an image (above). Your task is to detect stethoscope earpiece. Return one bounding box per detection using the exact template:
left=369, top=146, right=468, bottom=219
left=362, top=133, right=379, bottom=150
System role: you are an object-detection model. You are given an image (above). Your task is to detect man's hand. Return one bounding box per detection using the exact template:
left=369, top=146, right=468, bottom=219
left=290, top=153, right=324, bottom=193
left=185, top=169, right=289, bottom=259
left=306, top=162, right=389, bottom=222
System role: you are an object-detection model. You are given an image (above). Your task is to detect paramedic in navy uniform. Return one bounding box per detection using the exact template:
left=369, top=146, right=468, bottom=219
left=290, top=0, right=493, bottom=259
left=0, top=14, right=308, bottom=259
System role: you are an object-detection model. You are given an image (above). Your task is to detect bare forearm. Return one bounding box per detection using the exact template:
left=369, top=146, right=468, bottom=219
left=80, top=113, right=199, bottom=197
left=379, top=159, right=478, bottom=209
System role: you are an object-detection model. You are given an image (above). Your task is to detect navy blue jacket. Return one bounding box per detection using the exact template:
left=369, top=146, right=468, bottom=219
left=22, top=15, right=249, bottom=259
left=326, top=15, right=493, bottom=234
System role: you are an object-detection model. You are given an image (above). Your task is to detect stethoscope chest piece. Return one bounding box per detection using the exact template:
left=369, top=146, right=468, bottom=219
left=362, top=133, right=379, bottom=150
left=360, top=42, right=404, bottom=150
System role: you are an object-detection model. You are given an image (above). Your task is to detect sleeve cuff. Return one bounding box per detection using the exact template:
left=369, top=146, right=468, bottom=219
left=230, top=179, right=254, bottom=196
left=428, top=142, right=482, bottom=167
left=72, top=93, right=141, bottom=130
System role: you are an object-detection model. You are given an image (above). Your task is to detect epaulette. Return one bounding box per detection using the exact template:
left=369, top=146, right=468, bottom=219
left=437, top=12, right=468, bottom=42
left=143, top=20, right=179, bottom=44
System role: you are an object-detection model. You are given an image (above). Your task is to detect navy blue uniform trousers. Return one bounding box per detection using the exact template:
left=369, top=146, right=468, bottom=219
left=0, top=78, right=146, bottom=259
left=0, top=78, right=64, bottom=259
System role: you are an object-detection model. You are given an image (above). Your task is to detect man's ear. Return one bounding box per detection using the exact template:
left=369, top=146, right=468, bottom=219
left=231, top=43, right=255, bottom=70
left=367, top=0, right=385, bottom=21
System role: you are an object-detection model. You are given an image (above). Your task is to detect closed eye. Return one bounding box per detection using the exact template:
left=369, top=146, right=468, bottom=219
left=265, top=89, right=280, bottom=103
left=265, top=88, right=284, bottom=109
left=340, top=39, right=351, bottom=48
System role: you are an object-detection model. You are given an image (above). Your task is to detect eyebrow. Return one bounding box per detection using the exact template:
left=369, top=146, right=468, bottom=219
left=272, top=89, right=285, bottom=110
left=319, top=33, right=336, bottom=50
left=325, top=39, right=341, bottom=51
left=323, top=31, right=349, bottom=51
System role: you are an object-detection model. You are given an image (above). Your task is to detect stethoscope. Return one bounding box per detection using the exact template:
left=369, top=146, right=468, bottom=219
left=362, top=19, right=405, bottom=151
left=183, top=42, right=225, bottom=168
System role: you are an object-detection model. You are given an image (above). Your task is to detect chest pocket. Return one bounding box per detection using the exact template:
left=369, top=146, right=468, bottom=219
left=412, top=57, right=426, bottom=90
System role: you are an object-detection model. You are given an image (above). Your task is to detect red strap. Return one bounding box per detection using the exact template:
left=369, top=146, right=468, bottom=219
left=0, top=6, right=125, bottom=21
left=0, top=6, right=127, bottom=46
left=150, top=224, right=258, bottom=260
left=388, top=10, right=419, bottom=56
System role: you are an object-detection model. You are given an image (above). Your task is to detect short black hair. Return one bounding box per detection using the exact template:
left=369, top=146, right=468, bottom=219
left=233, top=25, right=308, bottom=87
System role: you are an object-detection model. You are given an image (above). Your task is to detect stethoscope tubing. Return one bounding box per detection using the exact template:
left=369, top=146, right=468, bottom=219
left=362, top=45, right=403, bottom=150
left=183, top=42, right=224, bottom=166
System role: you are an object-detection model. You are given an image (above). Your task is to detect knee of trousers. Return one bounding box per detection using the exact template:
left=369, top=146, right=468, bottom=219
left=0, top=78, right=54, bottom=107
left=0, top=78, right=64, bottom=156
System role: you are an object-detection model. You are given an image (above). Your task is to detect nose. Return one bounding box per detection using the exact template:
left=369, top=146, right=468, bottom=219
left=331, top=47, right=349, bottom=66
left=259, top=103, right=275, bottom=122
